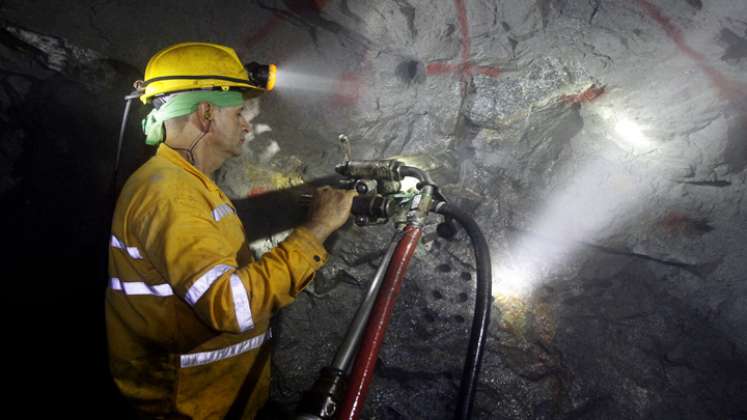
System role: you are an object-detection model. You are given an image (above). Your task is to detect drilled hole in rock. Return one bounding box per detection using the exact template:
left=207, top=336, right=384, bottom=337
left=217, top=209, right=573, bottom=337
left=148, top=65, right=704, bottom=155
left=423, top=307, right=437, bottom=323
left=395, top=59, right=424, bottom=84
left=437, top=263, right=452, bottom=273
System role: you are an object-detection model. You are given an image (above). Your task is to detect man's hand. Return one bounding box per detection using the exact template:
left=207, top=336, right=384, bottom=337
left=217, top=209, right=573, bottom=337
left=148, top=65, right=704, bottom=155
left=301, top=186, right=357, bottom=244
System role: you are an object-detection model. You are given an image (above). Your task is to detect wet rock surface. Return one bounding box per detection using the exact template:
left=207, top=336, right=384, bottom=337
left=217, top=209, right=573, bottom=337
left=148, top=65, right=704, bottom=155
left=3, top=0, right=746, bottom=418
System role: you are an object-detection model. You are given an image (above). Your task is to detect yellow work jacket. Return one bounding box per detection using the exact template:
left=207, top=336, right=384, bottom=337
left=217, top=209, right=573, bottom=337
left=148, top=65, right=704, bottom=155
left=105, top=144, right=327, bottom=419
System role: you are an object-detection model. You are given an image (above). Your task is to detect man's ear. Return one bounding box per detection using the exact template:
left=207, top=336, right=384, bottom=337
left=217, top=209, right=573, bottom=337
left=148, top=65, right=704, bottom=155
left=195, top=102, right=213, bottom=133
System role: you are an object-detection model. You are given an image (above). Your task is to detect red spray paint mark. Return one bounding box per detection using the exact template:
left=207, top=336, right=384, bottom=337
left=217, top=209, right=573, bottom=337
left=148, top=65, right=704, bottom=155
left=455, top=0, right=471, bottom=63
left=244, top=1, right=368, bottom=106
left=658, top=210, right=713, bottom=236
left=475, top=66, right=502, bottom=78
left=425, top=0, right=502, bottom=93
left=332, top=70, right=364, bottom=106
left=425, top=62, right=456, bottom=75
left=560, top=84, right=606, bottom=105
left=246, top=15, right=283, bottom=48
left=247, top=187, right=268, bottom=197
left=638, top=0, right=747, bottom=101
left=311, top=0, right=330, bottom=11
left=246, top=0, right=332, bottom=48
left=426, top=62, right=502, bottom=78
left=245, top=0, right=505, bottom=105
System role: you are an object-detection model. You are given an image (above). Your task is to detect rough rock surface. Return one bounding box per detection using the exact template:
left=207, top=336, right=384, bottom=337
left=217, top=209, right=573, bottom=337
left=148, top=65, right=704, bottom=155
left=2, top=0, right=746, bottom=418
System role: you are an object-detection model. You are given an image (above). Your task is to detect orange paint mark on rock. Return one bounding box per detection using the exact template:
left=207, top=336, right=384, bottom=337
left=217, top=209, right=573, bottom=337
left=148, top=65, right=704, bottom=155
left=560, top=84, right=606, bottom=105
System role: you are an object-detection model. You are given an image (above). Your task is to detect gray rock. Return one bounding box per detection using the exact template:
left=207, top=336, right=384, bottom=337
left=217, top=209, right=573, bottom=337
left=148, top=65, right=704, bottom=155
left=3, top=0, right=746, bottom=418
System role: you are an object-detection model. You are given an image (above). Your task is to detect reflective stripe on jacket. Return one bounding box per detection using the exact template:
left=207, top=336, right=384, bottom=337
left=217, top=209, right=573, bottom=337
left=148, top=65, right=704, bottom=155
left=105, top=144, right=327, bottom=419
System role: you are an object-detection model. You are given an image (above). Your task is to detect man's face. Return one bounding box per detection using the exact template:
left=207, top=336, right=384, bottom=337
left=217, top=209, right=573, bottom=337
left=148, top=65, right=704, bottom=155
left=212, top=101, right=252, bottom=157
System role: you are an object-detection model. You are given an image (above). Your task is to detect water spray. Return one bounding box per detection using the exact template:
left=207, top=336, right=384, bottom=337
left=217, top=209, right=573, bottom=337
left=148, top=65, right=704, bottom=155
left=493, top=109, right=656, bottom=300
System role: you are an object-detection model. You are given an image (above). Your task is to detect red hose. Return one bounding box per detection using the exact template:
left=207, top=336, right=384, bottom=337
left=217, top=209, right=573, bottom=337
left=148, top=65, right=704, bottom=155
left=338, top=225, right=422, bottom=420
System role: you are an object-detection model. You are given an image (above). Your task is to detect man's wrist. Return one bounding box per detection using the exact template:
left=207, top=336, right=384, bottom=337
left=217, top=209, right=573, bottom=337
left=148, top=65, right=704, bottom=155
left=300, top=221, right=333, bottom=244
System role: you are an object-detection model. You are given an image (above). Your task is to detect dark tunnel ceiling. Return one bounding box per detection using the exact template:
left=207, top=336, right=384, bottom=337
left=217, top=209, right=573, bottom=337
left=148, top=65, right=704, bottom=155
left=2, top=0, right=746, bottom=418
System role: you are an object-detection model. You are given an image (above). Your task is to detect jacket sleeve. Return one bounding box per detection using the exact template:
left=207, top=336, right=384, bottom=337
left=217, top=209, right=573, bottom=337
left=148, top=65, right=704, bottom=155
left=137, top=191, right=327, bottom=334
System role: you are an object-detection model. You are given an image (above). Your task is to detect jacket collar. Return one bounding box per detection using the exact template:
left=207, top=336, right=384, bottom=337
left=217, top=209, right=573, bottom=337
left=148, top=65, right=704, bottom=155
left=156, top=143, right=220, bottom=192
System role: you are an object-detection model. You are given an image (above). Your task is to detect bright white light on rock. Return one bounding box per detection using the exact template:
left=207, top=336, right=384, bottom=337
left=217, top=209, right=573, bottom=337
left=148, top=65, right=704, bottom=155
left=400, top=176, right=419, bottom=192
left=599, top=108, right=656, bottom=155
left=493, top=265, right=534, bottom=298
left=613, top=116, right=655, bottom=154
left=254, top=123, right=272, bottom=135
left=493, top=150, right=649, bottom=301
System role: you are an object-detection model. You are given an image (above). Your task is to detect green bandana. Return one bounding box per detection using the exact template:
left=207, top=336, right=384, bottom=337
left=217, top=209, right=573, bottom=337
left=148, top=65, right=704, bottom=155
left=142, top=90, right=245, bottom=145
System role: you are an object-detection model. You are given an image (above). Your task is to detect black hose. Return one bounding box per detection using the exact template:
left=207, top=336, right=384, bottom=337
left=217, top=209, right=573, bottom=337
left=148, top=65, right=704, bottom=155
left=400, top=165, right=435, bottom=185
left=435, top=202, right=492, bottom=420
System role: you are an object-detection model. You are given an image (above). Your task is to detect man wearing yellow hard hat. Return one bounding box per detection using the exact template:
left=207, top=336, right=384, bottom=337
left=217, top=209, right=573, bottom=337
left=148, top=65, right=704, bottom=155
left=105, top=42, right=355, bottom=419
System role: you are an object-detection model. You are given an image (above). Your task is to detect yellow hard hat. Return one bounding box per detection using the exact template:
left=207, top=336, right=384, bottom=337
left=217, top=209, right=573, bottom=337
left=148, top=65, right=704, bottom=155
left=138, top=42, right=276, bottom=104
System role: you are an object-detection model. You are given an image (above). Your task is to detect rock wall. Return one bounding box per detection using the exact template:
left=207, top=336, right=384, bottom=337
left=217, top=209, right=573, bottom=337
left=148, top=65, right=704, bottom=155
left=2, top=0, right=745, bottom=418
